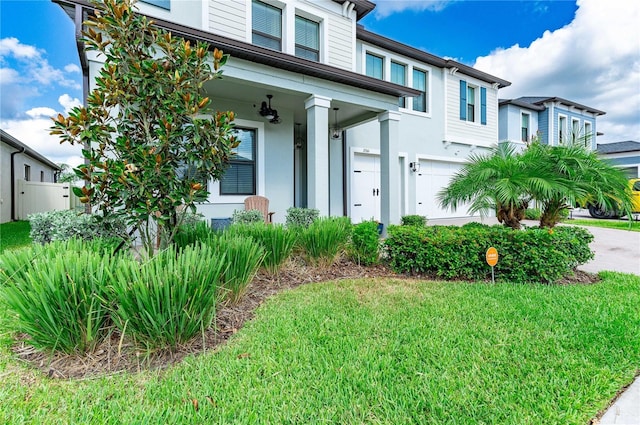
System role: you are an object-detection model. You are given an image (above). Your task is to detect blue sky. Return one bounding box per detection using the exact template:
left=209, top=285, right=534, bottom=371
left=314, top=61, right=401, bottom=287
left=1, top=0, right=639, bottom=167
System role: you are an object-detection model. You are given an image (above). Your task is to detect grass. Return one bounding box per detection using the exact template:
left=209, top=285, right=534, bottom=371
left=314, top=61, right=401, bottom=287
left=0, top=221, right=31, bottom=253
left=1, top=272, right=639, bottom=424
left=565, top=217, right=640, bottom=232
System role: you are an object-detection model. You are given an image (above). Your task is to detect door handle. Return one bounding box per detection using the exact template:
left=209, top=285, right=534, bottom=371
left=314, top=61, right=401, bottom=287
left=376, top=189, right=379, bottom=196
left=372, top=188, right=376, bottom=196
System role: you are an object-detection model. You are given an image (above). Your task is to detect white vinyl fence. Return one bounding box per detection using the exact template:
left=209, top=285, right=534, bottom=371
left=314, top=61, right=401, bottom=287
left=16, top=179, right=72, bottom=220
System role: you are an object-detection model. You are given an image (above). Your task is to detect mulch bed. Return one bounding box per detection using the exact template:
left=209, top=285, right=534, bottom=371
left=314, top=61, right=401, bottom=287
left=10, top=259, right=599, bottom=379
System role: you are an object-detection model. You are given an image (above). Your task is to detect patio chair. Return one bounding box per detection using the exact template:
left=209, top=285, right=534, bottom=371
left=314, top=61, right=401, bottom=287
left=244, top=195, right=275, bottom=223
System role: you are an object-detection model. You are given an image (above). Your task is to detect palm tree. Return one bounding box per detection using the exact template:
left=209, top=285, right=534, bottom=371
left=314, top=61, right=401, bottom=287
left=522, top=141, right=633, bottom=228
left=437, top=143, right=534, bottom=229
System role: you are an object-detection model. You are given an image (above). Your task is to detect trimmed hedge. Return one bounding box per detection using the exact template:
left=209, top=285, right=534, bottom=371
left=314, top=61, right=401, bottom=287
left=384, top=224, right=594, bottom=284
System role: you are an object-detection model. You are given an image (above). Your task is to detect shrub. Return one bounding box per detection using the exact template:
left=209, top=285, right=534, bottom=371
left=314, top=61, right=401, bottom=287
left=297, top=217, right=352, bottom=267
left=401, top=215, right=427, bottom=227
left=109, top=244, right=224, bottom=350
left=227, top=224, right=296, bottom=275
left=29, top=210, right=127, bottom=245
left=286, top=207, right=320, bottom=228
left=174, top=220, right=215, bottom=249
left=524, top=208, right=542, bottom=220
left=211, top=234, right=265, bottom=304
left=0, top=239, right=120, bottom=354
left=383, top=224, right=594, bottom=284
left=232, top=209, right=264, bottom=225
left=348, top=220, right=380, bottom=266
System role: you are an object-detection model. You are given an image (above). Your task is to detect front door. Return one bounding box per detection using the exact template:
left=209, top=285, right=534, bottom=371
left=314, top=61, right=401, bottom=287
left=351, top=153, right=380, bottom=223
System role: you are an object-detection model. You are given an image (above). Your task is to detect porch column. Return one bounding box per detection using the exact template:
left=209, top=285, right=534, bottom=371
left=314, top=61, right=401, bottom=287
left=379, top=111, right=402, bottom=235
left=305, top=95, right=332, bottom=215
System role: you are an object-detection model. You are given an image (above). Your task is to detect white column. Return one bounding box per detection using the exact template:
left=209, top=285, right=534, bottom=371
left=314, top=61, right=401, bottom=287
left=305, top=95, right=332, bottom=215
left=378, top=111, right=402, bottom=235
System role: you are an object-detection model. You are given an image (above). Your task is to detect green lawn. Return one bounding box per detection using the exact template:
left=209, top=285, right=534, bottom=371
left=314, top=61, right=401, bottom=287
left=1, top=273, right=639, bottom=424
left=564, top=218, right=640, bottom=232
left=0, top=221, right=31, bottom=253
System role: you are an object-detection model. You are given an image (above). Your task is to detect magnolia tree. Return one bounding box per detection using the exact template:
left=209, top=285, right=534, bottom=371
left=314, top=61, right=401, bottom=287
left=51, top=0, right=237, bottom=255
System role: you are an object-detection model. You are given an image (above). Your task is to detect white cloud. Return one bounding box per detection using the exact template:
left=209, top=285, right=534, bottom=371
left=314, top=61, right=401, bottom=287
left=474, top=0, right=640, bottom=143
left=373, top=0, right=452, bottom=18
left=0, top=37, right=40, bottom=59
left=26, top=107, right=57, bottom=118
left=0, top=116, right=84, bottom=167
left=64, top=63, right=81, bottom=73
left=58, top=94, right=82, bottom=113
left=0, top=67, right=20, bottom=84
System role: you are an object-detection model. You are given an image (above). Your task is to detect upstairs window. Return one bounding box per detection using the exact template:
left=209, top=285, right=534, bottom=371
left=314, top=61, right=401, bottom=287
left=40, top=170, right=45, bottom=182
left=572, top=118, right=580, bottom=143
left=390, top=62, right=406, bottom=108
left=24, top=165, right=31, bottom=181
left=584, top=121, right=592, bottom=147
left=412, top=68, right=427, bottom=113
left=459, top=80, right=487, bottom=125
left=252, top=0, right=282, bottom=51
left=558, top=115, right=567, bottom=144
left=521, top=113, right=530, bottom=142
left=365, top=53, right=383, bottom=79
left=295, top=16, right=319, bottom=61
left=140, top=0, right=170, bottom=10
left=221, top=128, right=256, bottom=196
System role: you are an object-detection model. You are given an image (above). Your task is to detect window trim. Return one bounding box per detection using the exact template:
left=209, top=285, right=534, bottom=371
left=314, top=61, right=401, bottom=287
left=24, top=164, right=31, bottom=182
left=521, top=112, right=531, bottom=142
left=209, top=118, right=265, bottom=203
left=584, top=121, right=593, bottom=147
left=558, top=114, right=567, bottom=145
left=571, top=117, right=580, bottom=143
left=365, top=52, right=384, bottom=79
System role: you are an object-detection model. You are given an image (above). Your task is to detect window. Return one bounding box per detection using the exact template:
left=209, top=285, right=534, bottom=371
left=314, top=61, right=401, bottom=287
left=558, top=115, right=566, bottom=144
left=220, top=128, right=256, bottom=195
left=24, top=165, right=31, bottom=181
left=572, top=118, right=580, bottom=143
left=365, top=53, right=383, bottom=79
left=252, top=0, right=282, bottom=51
left=390, top=62, right=406, bottom=108
left=521, top=113, right=530, bottom=142
left=295, top=16, right=319, bottom=61
left=40, top=171, right=45, bottom=182
left=459, top=80, right=487, bottom=125
left=140, top=0, right=170, bottom=10
left=412, top=69, right=427, bottom=113
left=584, top=121, right=592, bottom=147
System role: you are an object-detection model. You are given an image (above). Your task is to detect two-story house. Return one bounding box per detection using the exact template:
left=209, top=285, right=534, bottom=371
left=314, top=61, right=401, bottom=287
left=499, top=96, right=605, bottom=151
left=54, top=0, right=509, bottom=227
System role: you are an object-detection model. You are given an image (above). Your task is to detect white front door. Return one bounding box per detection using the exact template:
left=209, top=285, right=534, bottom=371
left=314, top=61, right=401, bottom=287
left=416, top=160, right=468, bottom=219
left=351, top=153, right=381, bottom=223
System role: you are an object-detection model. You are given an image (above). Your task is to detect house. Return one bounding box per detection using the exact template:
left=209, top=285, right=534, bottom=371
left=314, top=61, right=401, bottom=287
left=498, top=97, right=605, bottom=151
left=1, top=129, right=62, bottom=223
left=54, top=0, right=510, bottom=227
left=596, top=141, right=640, bottom=178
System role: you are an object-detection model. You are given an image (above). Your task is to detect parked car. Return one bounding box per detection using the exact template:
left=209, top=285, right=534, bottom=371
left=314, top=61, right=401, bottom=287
left=588, top=178, right=640, bottom=219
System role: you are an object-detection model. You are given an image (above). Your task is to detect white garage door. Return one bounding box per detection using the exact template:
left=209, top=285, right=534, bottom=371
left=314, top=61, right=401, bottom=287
left=416, top=160, right=469, bottom=219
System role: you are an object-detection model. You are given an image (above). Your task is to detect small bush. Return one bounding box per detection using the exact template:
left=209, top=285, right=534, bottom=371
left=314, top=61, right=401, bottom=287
left=349, top=220, right=380, bottom=266
left=383, top=224, right=594, bottom=284
left=29, top=210, right=127, bottom=245
left=297, top=217, right=352, bottom=267
left=227, top=224, right=296, bottom=275
left=524, top=208, right=542, bottom=220
left=211, top=234, right=265, bottom=304
left=232, top=209, right=264, bottom=225
left=286, top=207, right=320, bottom=228
left=401, top=215, right=427, bottom=227
left=0, top=239, right=121, bottom=354
left=174, top=220, right=215, bottom=249
left=179, top=212, right=205, bottom=227
left=109, top=244, right=224, bottom=350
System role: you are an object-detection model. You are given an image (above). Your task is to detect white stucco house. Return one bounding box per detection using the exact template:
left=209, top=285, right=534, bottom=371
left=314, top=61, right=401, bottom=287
left=1, top=129, right=62, bottom=223
left=54, top=0, right=510, bottom=227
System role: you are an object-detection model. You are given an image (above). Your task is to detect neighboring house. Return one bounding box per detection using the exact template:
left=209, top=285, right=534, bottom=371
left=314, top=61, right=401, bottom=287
left=596, top=141, right=640, bottom=178
left=498, top=96, right=605, bottom=151
left=54, top=0, right=510, bottom=227
left=0, top=129, right=62, bottom=223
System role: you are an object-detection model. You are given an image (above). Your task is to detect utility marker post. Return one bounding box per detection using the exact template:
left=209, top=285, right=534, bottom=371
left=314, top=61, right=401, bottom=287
left=486, top=247, right=498, bottom=284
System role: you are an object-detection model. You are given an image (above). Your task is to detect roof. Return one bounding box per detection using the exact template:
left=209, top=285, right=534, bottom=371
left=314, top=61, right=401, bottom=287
left=1, top=129, right=61, bottom=170
left=54, top=0, right=421, bottom=100
left=596, top=141, right=640, bottom=154
left=513, top=96, right=606, bottom=116
left=331, top=0, right=376, bottom=21
left=499, top=98, right=545, bottom=111
left=357, top=28, right=511, bottom=89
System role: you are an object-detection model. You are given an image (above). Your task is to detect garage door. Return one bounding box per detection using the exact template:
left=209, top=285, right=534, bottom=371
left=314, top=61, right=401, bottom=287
left=416, top=160, right=469, bottom=219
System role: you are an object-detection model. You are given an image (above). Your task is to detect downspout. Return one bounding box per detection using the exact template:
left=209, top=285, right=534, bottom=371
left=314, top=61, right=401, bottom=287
left=10, top=147, right=25, bottom=221
left=342, top=130, right=347, bottom=217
